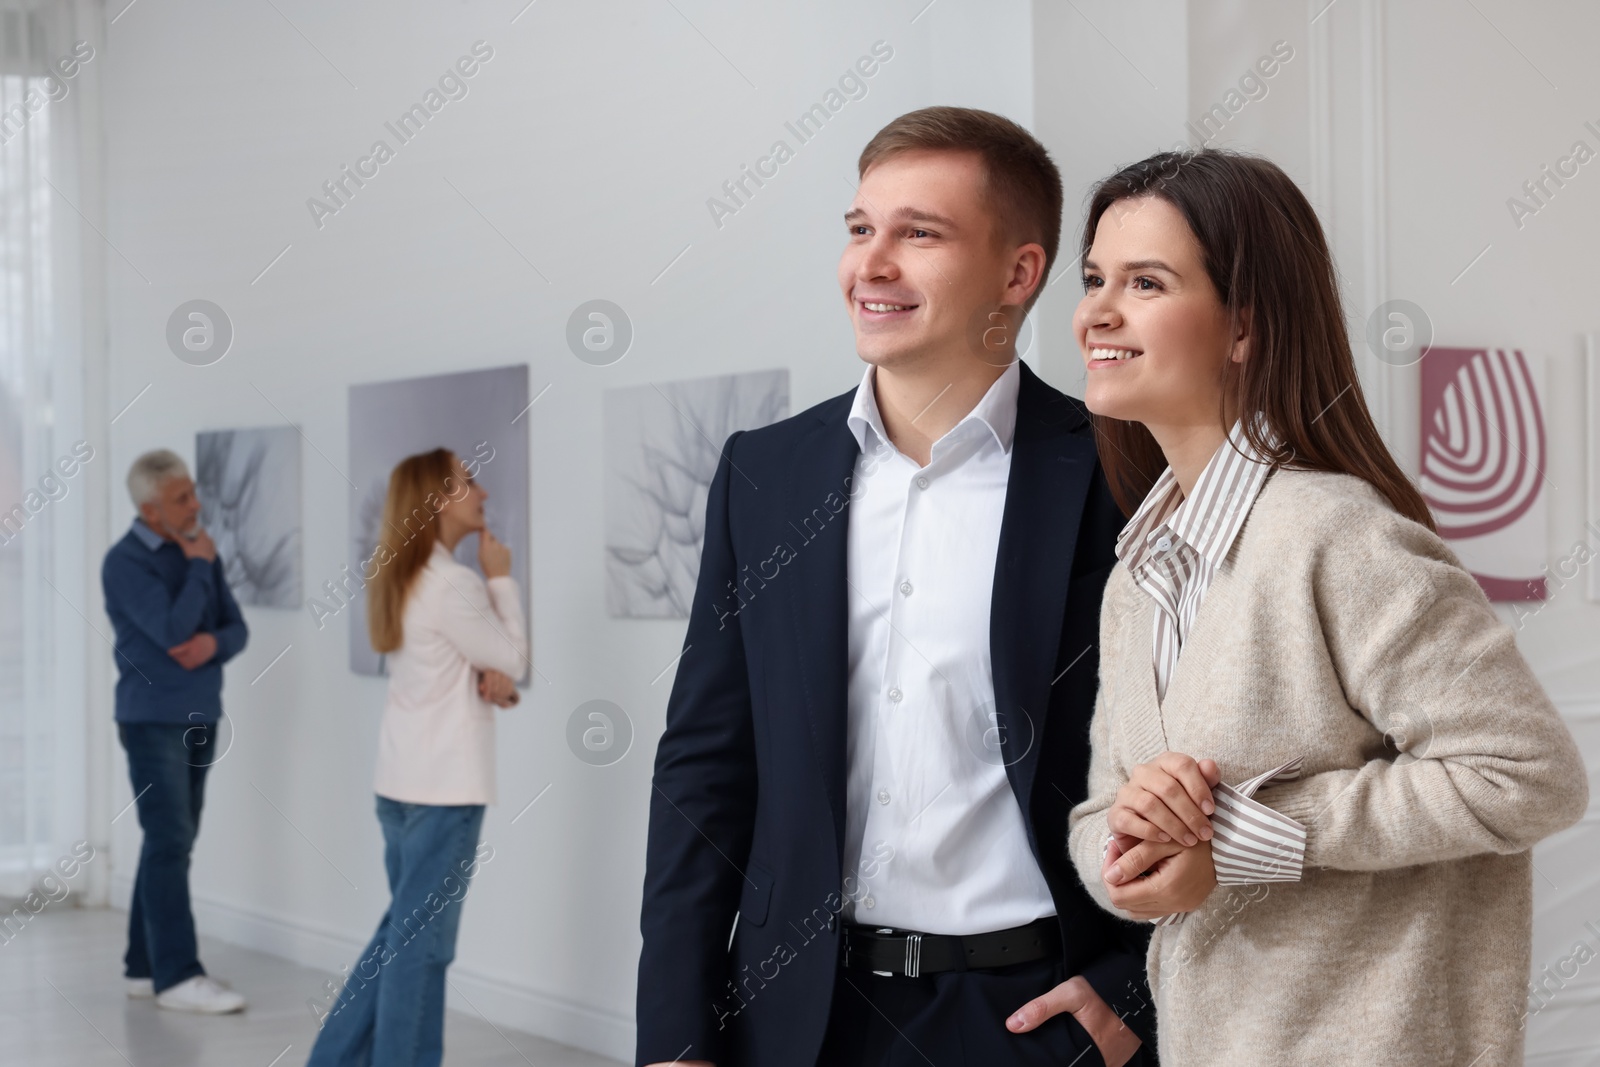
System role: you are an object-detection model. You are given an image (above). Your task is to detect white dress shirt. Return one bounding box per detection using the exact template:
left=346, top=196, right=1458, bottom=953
left=840, top=358, right=1056, bottom=935
left=373, top=540, right=529, bottom=806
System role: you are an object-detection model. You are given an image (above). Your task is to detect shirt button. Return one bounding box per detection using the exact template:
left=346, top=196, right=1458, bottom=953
left=863, top=896, right=875, bottom=909
left=877, top=788, right=891, bottom=805
left=915, top=476, right=930, bottom=490
left=899, top=580, right=913, bottom=596
left=1155, top=536, right=1174, bottom=553
left=887, top=688, right=903, bottom=703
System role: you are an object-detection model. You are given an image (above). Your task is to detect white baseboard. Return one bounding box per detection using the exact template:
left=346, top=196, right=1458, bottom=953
left=109, top=875, right=634, bottom=1063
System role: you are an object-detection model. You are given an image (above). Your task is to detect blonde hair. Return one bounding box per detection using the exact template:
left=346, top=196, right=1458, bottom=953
left=367, top=448, right=467, bottom=653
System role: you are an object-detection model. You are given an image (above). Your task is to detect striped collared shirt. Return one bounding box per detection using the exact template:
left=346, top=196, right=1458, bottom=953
left=1112, top=418, right=1306, bottom=919
left=1117, top=417, right=1277, bottom=703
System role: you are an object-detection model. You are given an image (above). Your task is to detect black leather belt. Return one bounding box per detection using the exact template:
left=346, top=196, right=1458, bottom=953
left=841, top=916, right=1062, bottom=978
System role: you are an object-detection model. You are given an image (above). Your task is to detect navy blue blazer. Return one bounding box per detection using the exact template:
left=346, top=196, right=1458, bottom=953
left=636, top=360, right=1154, bottom=1066
left=102, top=520, right=249, bottom=725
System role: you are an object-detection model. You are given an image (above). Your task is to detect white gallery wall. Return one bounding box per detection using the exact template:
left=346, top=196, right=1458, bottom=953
left=95, top=0, right=1034, bottom=1059
left=86, top=0, right=1599, bottom=1062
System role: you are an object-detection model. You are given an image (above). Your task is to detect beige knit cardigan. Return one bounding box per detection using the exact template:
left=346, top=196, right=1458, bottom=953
left=1068, top=468, right=1590, bottom=1067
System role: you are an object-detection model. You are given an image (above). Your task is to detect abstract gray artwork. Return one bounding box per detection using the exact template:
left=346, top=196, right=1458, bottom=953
left=347, top=363, right=531, bottom=678
left=195, top=426, right=302, bottom=608
left=604, top=369, right=789, bottom=618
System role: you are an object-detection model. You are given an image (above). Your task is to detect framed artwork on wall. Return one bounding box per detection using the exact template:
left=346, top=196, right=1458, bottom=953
left=1419, top=346, right=1547, bottom=602
left=346, top=363, right=531, bottom=679
left=195, top=425, right=302, bottom=609
left=604, top=368, right=789, bottom=619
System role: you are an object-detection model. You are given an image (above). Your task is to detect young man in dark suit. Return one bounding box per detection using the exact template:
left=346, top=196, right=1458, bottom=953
left=637, top=107, right=1152, bottom=1067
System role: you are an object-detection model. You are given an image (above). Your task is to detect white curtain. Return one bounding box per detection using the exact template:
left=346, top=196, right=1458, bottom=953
left=0, top=0, right=101, bottom=899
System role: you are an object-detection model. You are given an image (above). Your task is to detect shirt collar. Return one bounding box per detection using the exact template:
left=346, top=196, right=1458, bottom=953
left=846, top=358, right=1021, bottom=458
left=1115, top=416, right=1277, bottom=573
left=130, top=517, right=166, bottom=551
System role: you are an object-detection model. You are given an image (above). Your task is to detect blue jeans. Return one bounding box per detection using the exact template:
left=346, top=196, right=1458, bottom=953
left=118, top=721, right=216, bottom=993
left=306, top=797, right=487, bottom=1067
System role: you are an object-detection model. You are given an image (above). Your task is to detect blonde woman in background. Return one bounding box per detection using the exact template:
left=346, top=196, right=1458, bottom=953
left=306, top=447, right=528, bottom=1067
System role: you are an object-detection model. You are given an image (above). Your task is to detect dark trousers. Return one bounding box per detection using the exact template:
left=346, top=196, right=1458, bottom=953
left=816, top=955, right=1131, bottom=1067
left=118, top=721, right=216, bottom=993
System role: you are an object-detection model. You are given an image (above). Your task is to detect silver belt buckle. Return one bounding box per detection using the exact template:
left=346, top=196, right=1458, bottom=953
left=868, top=926, right=894, bottom=976
left=903, top=932, right=922, bottom=978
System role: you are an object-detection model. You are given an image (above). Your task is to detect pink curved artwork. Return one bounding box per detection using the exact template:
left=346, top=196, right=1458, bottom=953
left=1420, top=347, right=1547, bottom=601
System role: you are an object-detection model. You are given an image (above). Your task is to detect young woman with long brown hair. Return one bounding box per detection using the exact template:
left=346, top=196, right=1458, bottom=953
left=1059, top=149, right=1588, bottom=1066
left=307, top=447, right=528, bottom=1067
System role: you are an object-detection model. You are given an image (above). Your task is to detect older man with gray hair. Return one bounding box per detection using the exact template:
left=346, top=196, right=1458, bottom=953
left=101, top=449, right=248, bottom=1013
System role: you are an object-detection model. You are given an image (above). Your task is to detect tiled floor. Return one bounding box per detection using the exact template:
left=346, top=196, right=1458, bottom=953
left=0, top=905, right=626, bottom=1066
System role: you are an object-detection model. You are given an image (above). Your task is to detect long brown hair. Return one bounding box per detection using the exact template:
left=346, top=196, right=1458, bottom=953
left=368, top=447, right=463, bottom=653
left=1080, top=148, right=1434, bottom=531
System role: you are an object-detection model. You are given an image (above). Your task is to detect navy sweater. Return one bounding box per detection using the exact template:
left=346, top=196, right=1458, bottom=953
left=101, top=519, right=248, bottom=724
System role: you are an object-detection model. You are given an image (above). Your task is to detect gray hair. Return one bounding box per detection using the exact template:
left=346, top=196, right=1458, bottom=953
left=127, top=449, right=191, bottom=506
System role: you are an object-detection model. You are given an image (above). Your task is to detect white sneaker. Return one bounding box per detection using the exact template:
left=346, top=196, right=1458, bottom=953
left=130, top=975, right=229, bottom=997
left=155, top=975, right=246, bottom=1014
